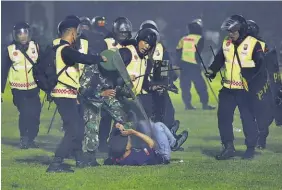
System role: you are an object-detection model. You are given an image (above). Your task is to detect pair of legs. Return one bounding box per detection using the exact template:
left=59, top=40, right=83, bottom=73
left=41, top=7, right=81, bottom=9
left=47, top=98, right=85, bottom=172
left=217, top=87, right=258, bottom=160
left=179, top=63, right=215, bottom=110
left=12, top=88, right=41, bottom=149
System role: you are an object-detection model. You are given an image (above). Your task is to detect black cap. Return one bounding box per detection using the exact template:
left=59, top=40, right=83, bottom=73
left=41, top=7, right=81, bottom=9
left=108, top=131, right=129, bottom=159
left=59, top=18, right=80, bottom=33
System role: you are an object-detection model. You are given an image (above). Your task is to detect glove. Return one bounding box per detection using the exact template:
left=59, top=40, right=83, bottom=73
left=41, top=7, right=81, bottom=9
left=205, top=69, right=216, bottom=80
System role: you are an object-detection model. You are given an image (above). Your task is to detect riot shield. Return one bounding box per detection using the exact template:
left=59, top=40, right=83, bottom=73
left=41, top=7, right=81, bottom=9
left=111, top=50, right=153, bottom=131
left=265, top=49, right=282, bottom=126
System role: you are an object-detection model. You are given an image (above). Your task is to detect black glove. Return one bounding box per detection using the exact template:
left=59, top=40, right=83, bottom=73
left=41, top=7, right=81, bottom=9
left=205, top=69, right=216, bottom=80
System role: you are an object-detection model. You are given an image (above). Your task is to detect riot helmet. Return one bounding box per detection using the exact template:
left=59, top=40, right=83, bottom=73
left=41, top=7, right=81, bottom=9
left=112, top=17, right=132, bottom=43
left=13, top=21, right=31, bottom=45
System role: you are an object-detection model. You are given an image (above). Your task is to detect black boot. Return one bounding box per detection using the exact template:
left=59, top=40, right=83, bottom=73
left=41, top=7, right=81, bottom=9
left=46, top=157, right=74, bottom=173
left=85, top=151, right=100, bottom=167
left=19, top=137, right=29, bottom=149
left=242, top=147, right=255, bottom=160
left=215, top=143, right=236, bottom=160
left=75, top=151, right=87, bottom=168
left=256, top=137, right=266, bottom=150
left=28, top=140, right=39, bottom=148
left=202, top=104, right=216, bottom=110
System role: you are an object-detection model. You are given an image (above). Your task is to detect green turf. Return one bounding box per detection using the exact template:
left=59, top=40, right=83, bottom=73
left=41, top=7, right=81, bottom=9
left=2, top=76, right=282, bottom=190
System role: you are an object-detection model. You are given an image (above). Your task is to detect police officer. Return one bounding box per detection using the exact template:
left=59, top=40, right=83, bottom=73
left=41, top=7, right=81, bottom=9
left=91, top=16, right=110, bottom=38
left=120, top=28, right=159, bottom=118
left=104, top=17, right=133, bottom=49
left=98, top=17, right=133, bottom=152
left=206, top=15, right=264, bottom=160
left=247, top=20, right=268, bottom=52
left=176, top=19, right=215, bottom=110
left=53, top=15, right=89, bottom=137
left=139, top=20, right=180, bottom=135
left=46, top=18, right=107, bottom=173
left=247, top=19, right=274, bottom=149
left=1, top=22, right=41, bottom=149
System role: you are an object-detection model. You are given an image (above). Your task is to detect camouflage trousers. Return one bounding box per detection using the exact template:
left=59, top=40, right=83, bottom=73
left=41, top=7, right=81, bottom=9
left=82, top=98, right=129, bottom=152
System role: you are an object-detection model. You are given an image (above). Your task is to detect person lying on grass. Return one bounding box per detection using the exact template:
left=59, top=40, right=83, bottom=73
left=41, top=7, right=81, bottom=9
left=104, top=121, right=188, bottom=166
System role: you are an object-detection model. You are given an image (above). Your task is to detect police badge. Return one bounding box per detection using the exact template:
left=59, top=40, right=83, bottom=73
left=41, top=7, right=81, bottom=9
left=243, top=44, right=248, bottom=50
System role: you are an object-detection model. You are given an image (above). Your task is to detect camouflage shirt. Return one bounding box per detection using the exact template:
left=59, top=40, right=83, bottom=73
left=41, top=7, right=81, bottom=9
left=79, top=64, right=112, bottom=101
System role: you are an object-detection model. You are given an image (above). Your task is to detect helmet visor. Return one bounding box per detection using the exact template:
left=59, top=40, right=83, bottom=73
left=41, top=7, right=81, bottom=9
left=13, top=28, right=30, bottom=44
left=221, top=18, right=241, bottom=33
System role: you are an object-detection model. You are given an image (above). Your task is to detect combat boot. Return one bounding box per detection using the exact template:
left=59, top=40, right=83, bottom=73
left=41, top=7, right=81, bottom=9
left=19, top=137, right=29, bottom=149
left=215, top=143, right=236, bottom=160
left=46, top=157, right=74, bottom=173
left=28, top=140, right=39, bottom=148
left=85, top=151, right=100, bottom=167
left=242, top=147, right=255, bottom=160
left=256, top=137, right=266, bottom=150
left=75, top=151, right=87, bottom=168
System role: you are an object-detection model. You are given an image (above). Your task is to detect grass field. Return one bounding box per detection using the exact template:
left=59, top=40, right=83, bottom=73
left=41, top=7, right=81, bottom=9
left=1, top=76, right=282, bottom=190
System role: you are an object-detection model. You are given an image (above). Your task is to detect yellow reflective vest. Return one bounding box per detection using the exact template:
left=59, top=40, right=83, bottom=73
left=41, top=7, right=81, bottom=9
left=222, top=36, right=257, bottom=90
left=53, top=38, right=88, bottom=77
left=257, top=40, right=266, bottom=52
left=152, top=43, right=164, bottom=61
left=51, top=44, right=80, bottom=98
left=176, top=34, right=201, bottom=64
left=7, top=41, right=39, bottom=90
left=104, top=38, right=123, bottom=50
left=126, top=45, right=147, bottom=95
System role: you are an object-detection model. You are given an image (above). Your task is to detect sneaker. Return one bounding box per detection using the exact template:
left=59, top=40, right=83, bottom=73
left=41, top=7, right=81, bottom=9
left=171, top=131, right=188, bottom=151
left=202, top=104, right=216, bottom=110
left=185, top=105, right=196, bottom=110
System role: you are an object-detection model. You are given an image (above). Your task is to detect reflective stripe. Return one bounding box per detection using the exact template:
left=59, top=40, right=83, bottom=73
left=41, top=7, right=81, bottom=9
left=10, top=81, right=37, bottom=88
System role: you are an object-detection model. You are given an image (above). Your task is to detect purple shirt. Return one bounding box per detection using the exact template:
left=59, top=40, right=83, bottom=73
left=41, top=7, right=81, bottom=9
left=117, top=148, right=157, bottom=166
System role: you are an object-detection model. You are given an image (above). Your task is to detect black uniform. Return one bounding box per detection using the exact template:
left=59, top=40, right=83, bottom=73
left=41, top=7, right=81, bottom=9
left=143, top=47, right=177, bottom=128
left=2, top=42, right=41, bottom=149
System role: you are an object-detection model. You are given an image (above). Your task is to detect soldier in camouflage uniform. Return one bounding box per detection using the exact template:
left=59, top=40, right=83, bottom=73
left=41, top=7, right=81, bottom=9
left=79, top=63, right=131, bottom=166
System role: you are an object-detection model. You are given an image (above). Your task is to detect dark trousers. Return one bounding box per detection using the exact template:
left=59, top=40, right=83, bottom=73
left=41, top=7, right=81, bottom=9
left=98, top=110, right=112, bottom=146
left=217, top=87, right=258, bottom=147
left=180, top=62, right=209, bottom=106
left=152, top=91, right=175, bottom=129
left=12, top=88, right=41, bottom=141
left=53, top=98, right=84, bottom=159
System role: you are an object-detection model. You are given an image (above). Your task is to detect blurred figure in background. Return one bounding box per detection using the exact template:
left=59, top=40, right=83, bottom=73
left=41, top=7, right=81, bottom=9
left=91, top=16, right=110, bottom=38
left=176, top=19, right=215, bottom=110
